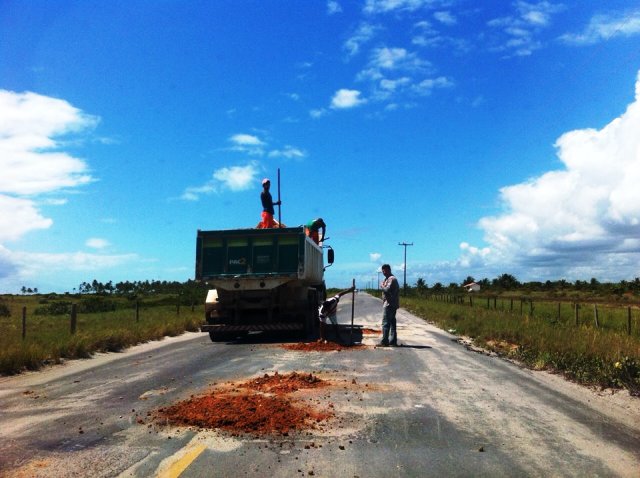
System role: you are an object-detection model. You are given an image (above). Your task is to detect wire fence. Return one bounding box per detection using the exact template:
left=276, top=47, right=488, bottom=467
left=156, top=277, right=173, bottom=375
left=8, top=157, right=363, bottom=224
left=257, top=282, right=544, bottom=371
left=427, top=294, right=639, bottom=337
left=13, top=299, right=198, bottom=340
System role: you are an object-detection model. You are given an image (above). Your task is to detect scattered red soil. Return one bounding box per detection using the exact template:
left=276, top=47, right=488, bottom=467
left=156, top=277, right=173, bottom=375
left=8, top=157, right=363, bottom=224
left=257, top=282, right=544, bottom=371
left=282, top=341, right=366, bottom=352
left=361, top=328, right=381, bottom=335
left=156, top=372, right=333, bottom=436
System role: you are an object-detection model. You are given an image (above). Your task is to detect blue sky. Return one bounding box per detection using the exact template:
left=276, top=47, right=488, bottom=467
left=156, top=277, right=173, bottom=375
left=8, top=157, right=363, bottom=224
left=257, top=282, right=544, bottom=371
left=2, top=0, right=640, bottom=293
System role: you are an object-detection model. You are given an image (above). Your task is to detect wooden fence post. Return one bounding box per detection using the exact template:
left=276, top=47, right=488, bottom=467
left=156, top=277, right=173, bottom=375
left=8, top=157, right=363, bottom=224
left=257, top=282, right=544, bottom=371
left=469, top=296, right=473, bottom=307
left=22, top=306, right=26, bottom=340
left=486, top=297, right=490, bottom=309
left=627, top=307, right=632, bottom=336
left=510, top=298, right=513, bottom=311
left=593, top=304, right=599, bottom=328
left=493, top=297, right=497, bottom=310
left=70, top=303, right=77, bottom=335
left=135, top=300, right=140, bottom=322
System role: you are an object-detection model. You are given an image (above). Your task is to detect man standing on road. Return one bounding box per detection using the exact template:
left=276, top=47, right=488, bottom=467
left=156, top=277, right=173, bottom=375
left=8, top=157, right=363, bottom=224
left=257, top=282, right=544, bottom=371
left=379, top=264, right=399, bottom=346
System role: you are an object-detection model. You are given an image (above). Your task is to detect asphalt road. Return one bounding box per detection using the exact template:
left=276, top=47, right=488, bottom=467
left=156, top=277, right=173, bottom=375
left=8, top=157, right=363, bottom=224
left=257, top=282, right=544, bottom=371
left=1, top=293, right=639, bottom=477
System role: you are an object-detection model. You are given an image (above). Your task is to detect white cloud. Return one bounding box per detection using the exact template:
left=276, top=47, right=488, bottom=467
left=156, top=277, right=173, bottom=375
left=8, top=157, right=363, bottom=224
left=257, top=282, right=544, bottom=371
left=363, top=0, right=433, bottom=15
left=86, top=238, right=110, bottom=249
left=434, top=11, right=456, bottom=26
left=463, top=71, right=640, bottom=280
left=214, top=163, right=259, bottom=191
left=331, top=89, right=366, bottom=109
left=0, top=243, right=140, bottom=291
left=0, top=90, right=96, bottom=196
left=15, top=250, right=139, bottom=276
left=43, top=198, right=68, bottom=206
left=0, top=90, right=96, bottom=246
left=380, top=77, right=412, bottom=91
left=268, top=146, right=306, bottom=159
left=230, top=133, right=264, bottom=146
left=310, top=108, right=328, bottom=119
left=344, top=22, right=379, bottom=57
left=372, top=47, right=428, bottom=71
left=559, top=9, right=640, bottom=45
left=0, top=195, right=52, bottom=242
left=370, top=252, right=382, bottom=261
left=327, top=1, right=342, bottom=15
left=355, top=45, right=451, bottom=103
left=516, top=1, right=563, bottom=27
left=487, top=1, right=565, bottom=57
left=181, top=161, right=259, bottom=200
left=356, top=47, right=435, bottom=102
left=413, top=76, right=454, bottom=95
left=228, top=133, right=265, bottom=156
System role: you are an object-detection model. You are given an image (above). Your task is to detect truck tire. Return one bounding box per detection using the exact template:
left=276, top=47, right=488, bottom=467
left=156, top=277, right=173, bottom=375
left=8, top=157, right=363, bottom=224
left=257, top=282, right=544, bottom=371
left=305, top=289, right=320, bottom=339
left=318, top=281, right=327, bottom=301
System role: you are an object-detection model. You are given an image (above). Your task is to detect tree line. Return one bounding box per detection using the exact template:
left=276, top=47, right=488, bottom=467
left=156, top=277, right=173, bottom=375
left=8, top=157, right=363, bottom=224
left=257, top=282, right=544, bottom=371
left=412, top=274, right=640, bottom=296
left=19, top=279, right=208, bottom=299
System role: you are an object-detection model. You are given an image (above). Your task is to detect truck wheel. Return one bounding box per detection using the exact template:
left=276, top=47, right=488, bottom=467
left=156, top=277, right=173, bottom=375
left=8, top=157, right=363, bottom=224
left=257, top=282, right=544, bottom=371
left=306, top=289, right=320, bottom=340
left=318, top=282, right=327, bottom=301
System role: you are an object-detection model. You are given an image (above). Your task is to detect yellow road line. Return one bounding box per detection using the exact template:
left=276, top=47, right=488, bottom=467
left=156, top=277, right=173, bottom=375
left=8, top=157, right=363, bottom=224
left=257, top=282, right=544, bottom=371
left=157, top=442, right=207, bottom=478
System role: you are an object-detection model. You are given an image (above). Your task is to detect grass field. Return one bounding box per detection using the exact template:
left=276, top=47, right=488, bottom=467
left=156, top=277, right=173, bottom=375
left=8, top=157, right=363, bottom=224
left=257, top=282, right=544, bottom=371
left=392, top=293, right=640, bottom=396
left=0, top=294, right=203, bottom=375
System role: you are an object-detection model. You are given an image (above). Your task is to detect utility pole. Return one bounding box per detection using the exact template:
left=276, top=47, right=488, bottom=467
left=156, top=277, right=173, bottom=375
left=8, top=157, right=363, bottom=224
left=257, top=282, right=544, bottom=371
left=398, top=242, right=413, bottom=295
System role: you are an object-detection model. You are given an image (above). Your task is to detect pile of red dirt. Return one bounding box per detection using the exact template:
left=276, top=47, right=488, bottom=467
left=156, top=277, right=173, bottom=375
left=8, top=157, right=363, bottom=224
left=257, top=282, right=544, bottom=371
left=156, top=372, right=333, bottom=436
left=282, top=341, right=366, bottom=352
left=242, top=371, right=326, bottom=394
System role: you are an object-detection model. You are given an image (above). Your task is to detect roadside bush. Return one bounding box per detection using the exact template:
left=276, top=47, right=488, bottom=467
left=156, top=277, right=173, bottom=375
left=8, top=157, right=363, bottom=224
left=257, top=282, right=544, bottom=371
left=143, top=295, right=181, bottom=307
left=34, top=301, right=72, bottom=315
left=613, top=356, right=640, bottom=396
left=79, top=296, right=117, bottom=313
left=0, top=301, right=10, bottom=317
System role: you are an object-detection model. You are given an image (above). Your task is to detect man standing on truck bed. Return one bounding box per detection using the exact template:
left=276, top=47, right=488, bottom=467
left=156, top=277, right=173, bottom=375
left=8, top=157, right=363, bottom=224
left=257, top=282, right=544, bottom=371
left=258, top=178, right=281, bottom=228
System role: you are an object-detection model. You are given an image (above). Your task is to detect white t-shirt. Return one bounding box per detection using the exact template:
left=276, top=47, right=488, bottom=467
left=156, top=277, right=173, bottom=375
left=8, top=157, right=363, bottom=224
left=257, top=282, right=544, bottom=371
left=318, top=295, right=340, bottom=324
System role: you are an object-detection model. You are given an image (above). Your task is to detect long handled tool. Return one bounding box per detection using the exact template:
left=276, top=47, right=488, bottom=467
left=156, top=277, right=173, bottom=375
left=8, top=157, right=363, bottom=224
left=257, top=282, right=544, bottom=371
left=277, top=168, right=282, bottom=228
left=350, top=278, right=355, bottom=345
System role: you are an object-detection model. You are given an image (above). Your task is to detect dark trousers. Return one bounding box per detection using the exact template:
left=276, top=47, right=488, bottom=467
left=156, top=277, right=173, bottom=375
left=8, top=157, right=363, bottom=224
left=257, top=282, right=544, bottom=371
left=381, top=306, right=397, bottom=345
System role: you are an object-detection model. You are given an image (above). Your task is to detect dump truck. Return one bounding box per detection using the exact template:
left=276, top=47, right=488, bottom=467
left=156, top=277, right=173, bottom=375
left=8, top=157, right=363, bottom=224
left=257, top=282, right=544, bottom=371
left=195, top=226, right=333, bottom=341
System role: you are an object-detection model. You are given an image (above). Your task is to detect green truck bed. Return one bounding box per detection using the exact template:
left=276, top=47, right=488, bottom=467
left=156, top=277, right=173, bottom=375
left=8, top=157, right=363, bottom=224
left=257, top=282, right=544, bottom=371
left=195, top=227, right=324, bottom=284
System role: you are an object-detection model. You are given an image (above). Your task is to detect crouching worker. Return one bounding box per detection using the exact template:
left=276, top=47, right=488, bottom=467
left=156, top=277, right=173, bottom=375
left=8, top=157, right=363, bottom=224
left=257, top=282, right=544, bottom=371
left=305, top=218, right=326, bottom=245
left=318, top=286, right=355, bottom=343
